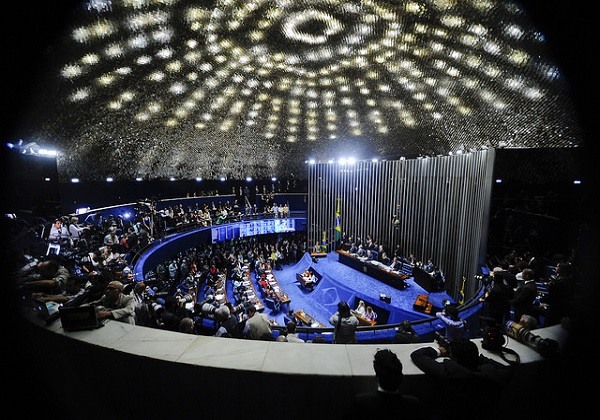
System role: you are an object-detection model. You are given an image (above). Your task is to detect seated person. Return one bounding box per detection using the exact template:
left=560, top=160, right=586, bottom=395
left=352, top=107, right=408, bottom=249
left=423, top=258, right=435, bottom=273
left=379, top=251, right=391, bottom=265
left=15, top=257, right=70, bottom=294
left=31, top=275, right=85, bottom=304
left=356, top=245, right=367, bottom=258
left=48, top=218, right=70, bottom=245
left=394, top=320, right=421, bottom=344
left=258, top=276, right=269, bottom=291
left=388, top=256, right=402, bottom=271
left=518, top=314, right=538, bottom=330
left=284, top=308, right=300, bottom=326
left=355, top=300, right=366, bottom=316
left=364, top=306, right=378, bottom=323
left=93, top=280, right=136, bottom=324
left=431, top=267, right=445, bottom=291
left=301, top=270, right=317, bottom=287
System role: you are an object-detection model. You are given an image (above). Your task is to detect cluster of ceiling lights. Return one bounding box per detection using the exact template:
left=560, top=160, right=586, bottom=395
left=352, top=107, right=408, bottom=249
left=16, top=0, right=581, bottom=182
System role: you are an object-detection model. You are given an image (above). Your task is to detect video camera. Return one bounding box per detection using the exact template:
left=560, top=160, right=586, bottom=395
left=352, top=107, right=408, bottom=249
left=505, top=321, right=558, bottom=358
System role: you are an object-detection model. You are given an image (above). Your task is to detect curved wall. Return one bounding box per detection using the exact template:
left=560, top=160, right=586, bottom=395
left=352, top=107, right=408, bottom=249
left=14, top=308, right=571, bottom=419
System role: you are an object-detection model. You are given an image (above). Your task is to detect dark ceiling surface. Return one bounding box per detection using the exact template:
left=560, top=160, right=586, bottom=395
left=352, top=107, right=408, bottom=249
left=2, top=1, right=591, bottom=182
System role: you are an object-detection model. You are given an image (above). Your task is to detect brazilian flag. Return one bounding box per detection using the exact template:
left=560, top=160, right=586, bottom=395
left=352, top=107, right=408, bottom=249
left=458, top=277, right=466, bottom=305
left=334, top=197, right=342, bottom=242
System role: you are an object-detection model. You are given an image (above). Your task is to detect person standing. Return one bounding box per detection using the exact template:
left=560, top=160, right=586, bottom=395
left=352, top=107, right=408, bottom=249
left=542, top=262, right=575, bottom=326
left=510, top=268, right=538, bottom=322
left=435, top=304, right=465, bottom=342
left=243, top=304, right=272, bottom=340
left=479, top=271, right=511, bottom=328
left=329, top=301, right=359, bottom=344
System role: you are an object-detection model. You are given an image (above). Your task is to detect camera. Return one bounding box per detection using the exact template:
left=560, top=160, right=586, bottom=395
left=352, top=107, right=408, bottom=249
left=505, top=321, right=558, bottom=358
left=177, top=294, right=194, bottom=305
left=230, top=302, right=246, bottom=314
left=199, top=302, right=217, bottom=316
left=194, top=296, right=218, bottom=318
left=434, top=331, right=451, bottom=351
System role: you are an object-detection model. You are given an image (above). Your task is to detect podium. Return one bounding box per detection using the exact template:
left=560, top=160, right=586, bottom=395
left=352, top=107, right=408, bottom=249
left=413, top=294, right=433, bottom=314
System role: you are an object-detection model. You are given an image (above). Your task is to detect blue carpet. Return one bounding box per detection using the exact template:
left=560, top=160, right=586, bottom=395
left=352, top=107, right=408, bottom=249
left=241, top=252, right=457, bottom=342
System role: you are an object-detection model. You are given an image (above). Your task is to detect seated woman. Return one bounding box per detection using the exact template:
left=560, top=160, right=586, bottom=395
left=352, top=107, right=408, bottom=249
left=364, top=306, right=378, bottom=323
left=355, top=300, right=366, bottom=316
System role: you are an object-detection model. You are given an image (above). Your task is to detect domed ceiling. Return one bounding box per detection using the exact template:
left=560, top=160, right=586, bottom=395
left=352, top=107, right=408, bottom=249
left=12, top=0, right=583, bottom=182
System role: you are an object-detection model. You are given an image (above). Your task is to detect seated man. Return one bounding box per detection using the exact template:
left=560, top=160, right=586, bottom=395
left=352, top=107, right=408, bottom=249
left=284, top=308, right=301, bottom=326
left=31, top=275, right=85, bottom=304
left=15, top=258, right=70, bottom=294
left=301, top=270, right=317, bottom=288
left=93, top=280, right=136, bottom=324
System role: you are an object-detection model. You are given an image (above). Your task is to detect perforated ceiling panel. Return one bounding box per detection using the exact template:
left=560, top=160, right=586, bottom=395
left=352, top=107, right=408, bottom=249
left=14, top=0, right=582, bottom=181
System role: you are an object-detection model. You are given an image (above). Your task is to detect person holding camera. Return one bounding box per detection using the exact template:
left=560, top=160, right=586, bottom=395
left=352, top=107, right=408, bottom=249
left=410, top=339, right=513, bottom=419
left=435, top=304, right=465, bottom=342
left=509, top=268, right=538, bottom=323
left=329, top=301, right=359, bottom=344
left=393, top=320, right=421, bottom=344
left=479, top=270, right=511, bottom=328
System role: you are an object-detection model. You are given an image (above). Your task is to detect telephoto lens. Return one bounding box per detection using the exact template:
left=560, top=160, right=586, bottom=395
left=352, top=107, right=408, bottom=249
left=505, top=321, right=559, bottom=358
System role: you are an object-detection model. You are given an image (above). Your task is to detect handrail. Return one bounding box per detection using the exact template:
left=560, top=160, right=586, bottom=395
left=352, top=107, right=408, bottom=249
left=269, top=283, right=486, bottom=339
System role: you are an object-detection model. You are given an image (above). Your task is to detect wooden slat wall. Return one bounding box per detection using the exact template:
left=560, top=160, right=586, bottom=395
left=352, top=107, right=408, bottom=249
left=307, top=149, right=495, bottom=302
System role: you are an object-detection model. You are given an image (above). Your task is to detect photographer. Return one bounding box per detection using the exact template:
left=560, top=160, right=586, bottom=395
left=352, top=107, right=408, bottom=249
left=393, top=320, right=421, bottom=344
left=435, top=304, right=465, bottom=342
left=410, top=339, right=513, bottom=420
left=160, top=295, right=184, bottom=331
left=129, top=281, right=159, bottom=327
left=214, top=303, right=245, bottom=338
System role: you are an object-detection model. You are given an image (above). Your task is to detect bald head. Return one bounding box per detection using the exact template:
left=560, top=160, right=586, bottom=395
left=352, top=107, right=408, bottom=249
left=107, top=281, right=124, bottom=292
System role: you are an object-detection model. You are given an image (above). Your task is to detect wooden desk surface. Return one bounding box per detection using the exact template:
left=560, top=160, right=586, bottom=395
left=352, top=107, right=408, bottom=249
left=351, top=310, right=376, bottom=326
left=295, top=310, right=326, bottom=328
left=260, top=268, right=291, bottom=304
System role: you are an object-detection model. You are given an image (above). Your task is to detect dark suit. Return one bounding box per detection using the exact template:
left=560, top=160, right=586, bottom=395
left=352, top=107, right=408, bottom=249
left=482, top=283, right=511, bottom=326
left=354, top=390, right=429, bottom=418
left=510, top=280, right=538, bottom=321
left=410, top=346, right=513, bottom=420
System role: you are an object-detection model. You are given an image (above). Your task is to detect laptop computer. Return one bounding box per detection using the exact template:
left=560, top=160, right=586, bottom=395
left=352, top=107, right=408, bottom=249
left=29, top=297, right=60, bottom=320
left=58, top=305, right=107, bottom=331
